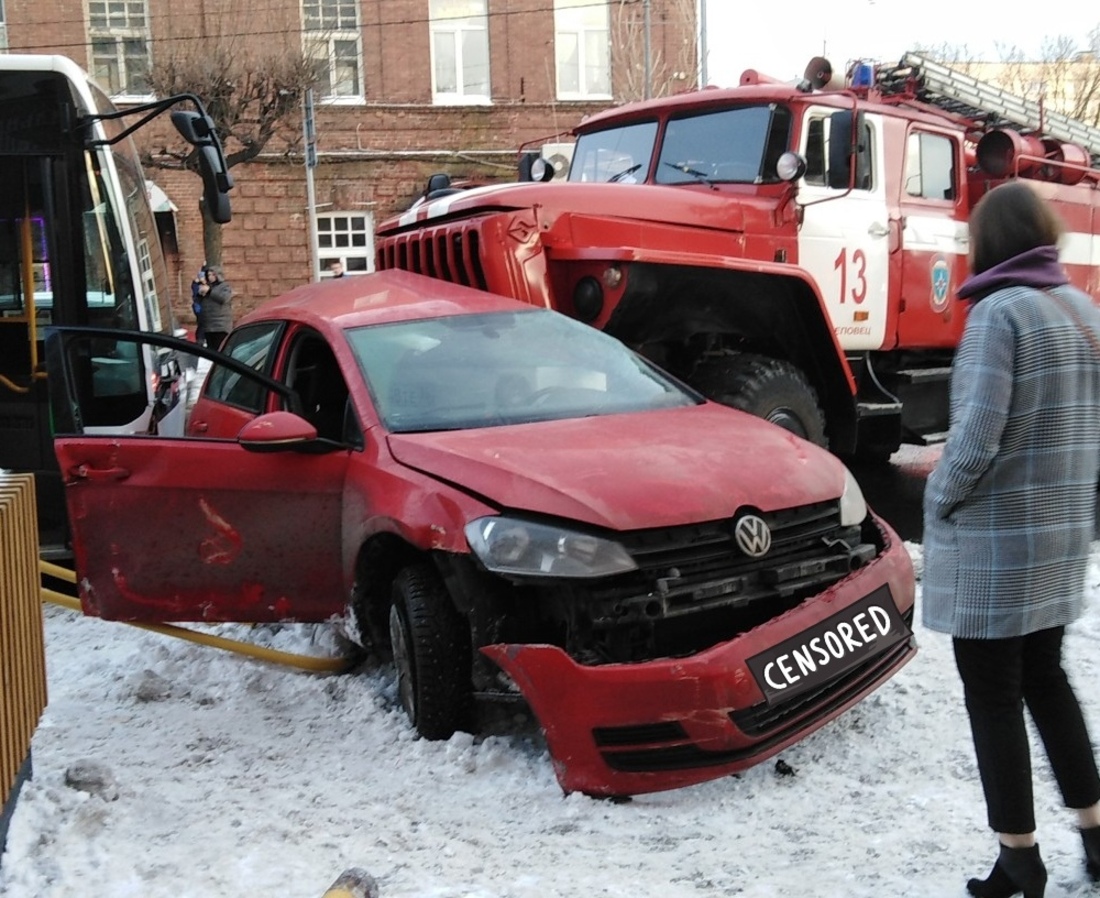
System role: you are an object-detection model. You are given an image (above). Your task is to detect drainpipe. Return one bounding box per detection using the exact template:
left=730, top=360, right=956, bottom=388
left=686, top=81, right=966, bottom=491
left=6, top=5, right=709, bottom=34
left=698, top=0, right=708, bottom=87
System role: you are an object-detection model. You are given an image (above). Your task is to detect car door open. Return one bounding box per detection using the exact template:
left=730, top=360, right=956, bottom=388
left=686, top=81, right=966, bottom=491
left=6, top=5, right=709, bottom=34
left=46, top=327, right=350, bottom=623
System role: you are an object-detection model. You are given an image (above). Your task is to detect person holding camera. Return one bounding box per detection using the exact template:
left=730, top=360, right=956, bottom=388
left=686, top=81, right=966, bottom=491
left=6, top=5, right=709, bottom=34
left=196, top=264, right=234, bottom=350
left=191, top=264, right=207, bottom=346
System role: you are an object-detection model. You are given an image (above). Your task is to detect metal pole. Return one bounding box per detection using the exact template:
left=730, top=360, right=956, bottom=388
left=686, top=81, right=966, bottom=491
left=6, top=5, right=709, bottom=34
left=698, top=0, right=708, bottom=87
left=643, top=0, right=652, bottom=100
left=303, top=89, right=320, bottom=283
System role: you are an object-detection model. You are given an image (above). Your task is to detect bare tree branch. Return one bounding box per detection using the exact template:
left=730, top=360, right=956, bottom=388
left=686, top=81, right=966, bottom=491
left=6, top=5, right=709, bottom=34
left=143, top=41, right=320, bottom=264
left=613, top=0, right=696, bottom=101
left=927, top=38, right=1100, bottom=129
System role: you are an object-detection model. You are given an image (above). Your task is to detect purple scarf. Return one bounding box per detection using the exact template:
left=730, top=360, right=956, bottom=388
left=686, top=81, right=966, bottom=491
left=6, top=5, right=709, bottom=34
left=956, top=245, right=1069, bottom=302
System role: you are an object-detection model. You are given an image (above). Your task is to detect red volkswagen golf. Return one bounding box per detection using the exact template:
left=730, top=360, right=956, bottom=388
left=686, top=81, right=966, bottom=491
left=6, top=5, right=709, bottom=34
left=48, top=269, right=916, bottom=797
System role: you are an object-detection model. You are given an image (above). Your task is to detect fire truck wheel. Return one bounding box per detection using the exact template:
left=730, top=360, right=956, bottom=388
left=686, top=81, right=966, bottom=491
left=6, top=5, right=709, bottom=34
left=692, top=353, right=827, bottom=446
left=389, top=564, right=473, bottom=740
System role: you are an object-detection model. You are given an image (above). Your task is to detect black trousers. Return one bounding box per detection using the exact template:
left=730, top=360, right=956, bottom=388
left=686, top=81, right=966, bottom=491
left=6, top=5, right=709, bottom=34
left=954, top=627, right=1100, bottom=834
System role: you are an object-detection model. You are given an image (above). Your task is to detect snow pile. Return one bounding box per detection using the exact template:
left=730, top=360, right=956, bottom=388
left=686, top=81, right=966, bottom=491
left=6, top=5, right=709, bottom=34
left=5, top=542, right=1100, bottom=897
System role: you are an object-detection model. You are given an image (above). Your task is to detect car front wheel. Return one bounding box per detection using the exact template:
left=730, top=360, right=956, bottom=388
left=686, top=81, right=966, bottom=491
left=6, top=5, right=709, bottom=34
left=389, top=564, right=473, bottom=740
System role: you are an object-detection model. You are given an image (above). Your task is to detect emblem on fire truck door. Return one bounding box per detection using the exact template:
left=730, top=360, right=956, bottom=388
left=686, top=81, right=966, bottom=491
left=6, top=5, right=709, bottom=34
left=930, top=254, right=951, bottom=313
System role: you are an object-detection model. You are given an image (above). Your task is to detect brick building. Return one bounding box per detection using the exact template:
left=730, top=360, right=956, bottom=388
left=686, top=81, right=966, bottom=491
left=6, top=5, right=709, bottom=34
left=2, top=0, right=697, bottom=323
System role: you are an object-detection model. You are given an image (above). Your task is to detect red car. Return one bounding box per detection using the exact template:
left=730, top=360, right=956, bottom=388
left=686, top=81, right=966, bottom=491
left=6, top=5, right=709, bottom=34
left=48, top=269, right=916, bottom=797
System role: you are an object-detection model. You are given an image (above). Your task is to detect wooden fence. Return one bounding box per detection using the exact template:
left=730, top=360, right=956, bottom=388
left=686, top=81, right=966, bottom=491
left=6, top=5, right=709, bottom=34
left=0, top=473, right=47, bottom=855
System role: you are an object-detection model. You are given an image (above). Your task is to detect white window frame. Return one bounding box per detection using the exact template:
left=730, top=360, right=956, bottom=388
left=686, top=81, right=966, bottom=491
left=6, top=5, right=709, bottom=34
left=554, top=0, right=611, bottom=101
left=316, top=211, right=375, bottom=277
left=0, top=0, right=8, bottom=53
left=429, top=0, right=491, bottom=106
left=88, top=0, right=153, bottom=100
left=302, top=0, right=364, bottom=102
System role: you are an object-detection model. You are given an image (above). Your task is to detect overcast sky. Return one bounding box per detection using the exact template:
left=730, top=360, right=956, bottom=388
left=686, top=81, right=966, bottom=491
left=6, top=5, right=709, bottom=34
left=703, top=0, right=1100, bottom=86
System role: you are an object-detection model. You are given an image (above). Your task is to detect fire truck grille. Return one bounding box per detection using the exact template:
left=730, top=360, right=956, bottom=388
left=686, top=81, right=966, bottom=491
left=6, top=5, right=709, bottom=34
left=376, top=225, right=488, bottom=291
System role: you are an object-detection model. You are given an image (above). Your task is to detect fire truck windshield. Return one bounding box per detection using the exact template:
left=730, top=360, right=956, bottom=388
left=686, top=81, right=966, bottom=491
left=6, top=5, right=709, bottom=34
left=571, top=104, right=794, bottom=186
left=656, top=104, right=794, bottom=185
left=570, top=120, right=658, bottom=183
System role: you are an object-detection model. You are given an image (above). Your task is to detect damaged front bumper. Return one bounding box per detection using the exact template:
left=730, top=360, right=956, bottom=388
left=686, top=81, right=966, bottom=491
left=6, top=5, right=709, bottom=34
left=480, top=515, right=916, bottom=797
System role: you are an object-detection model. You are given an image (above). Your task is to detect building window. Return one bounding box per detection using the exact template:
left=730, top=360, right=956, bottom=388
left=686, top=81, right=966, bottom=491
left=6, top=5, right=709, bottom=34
left=303, top=0, right=363, bottom=100
left=88, top=0, right=151, bottom=97
left=0, top=0, right=8, bottom=52
left=429, top=0, right=490, bottom=105
left=555, top=0, right=610, bottom=100
left=317, top=212, right=375, bottom=277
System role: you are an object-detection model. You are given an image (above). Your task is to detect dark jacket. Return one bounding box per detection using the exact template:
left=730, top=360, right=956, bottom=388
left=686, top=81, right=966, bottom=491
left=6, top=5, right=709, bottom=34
left=202, top=279, right=234, bottom=332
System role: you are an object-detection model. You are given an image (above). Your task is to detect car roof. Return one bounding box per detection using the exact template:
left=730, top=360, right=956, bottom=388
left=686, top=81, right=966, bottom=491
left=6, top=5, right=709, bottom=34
left=237, top=269, right=539, bottom=332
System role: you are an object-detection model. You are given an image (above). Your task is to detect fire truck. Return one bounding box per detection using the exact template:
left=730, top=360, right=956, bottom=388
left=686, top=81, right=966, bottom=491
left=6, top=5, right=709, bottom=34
left=374, top=52, right=1100, bottom=460
left=0, top=55, right=232, bottom=552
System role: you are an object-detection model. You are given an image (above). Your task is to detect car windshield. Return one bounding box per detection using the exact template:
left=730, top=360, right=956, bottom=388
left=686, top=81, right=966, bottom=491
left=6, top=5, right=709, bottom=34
left=347, top=309, right=698, bottom=432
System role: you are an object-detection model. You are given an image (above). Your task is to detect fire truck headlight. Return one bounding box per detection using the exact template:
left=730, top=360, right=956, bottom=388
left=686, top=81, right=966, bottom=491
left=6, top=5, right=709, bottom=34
left=573, top=277, right=604, bottom=322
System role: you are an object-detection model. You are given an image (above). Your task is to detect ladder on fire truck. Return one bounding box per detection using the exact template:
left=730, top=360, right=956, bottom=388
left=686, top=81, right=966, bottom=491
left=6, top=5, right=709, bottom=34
left=879, top=51, right=1100, bottom=165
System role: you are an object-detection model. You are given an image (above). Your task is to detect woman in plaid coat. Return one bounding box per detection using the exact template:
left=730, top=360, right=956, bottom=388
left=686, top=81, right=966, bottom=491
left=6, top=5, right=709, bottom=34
left=923, top=181, right=1100, bottom=898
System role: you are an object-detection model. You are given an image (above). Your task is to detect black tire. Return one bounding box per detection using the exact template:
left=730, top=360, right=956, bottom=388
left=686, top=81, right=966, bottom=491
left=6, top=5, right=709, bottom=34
left=691, top=352, right=827, bottom=446
left=389, top=564, right=472, bottom=740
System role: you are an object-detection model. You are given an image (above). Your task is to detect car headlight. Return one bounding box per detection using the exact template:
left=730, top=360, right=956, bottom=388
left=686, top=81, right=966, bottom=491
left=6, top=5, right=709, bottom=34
left=839, top=466, right=868, bottom=526
left=465, top=516, right=638, bottom=578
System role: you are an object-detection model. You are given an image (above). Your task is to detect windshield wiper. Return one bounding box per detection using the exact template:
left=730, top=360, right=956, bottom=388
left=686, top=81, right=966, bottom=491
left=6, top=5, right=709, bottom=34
left=608, top=163, right=642, bottom=183
left=662, top=161, right=718, bottom=190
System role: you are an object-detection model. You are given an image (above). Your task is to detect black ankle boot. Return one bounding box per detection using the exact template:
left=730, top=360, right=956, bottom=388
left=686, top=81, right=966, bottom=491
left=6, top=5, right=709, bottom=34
left=966, top=844, right=1047, bottom=898
left=1081, top=826, right=1100, bottom=881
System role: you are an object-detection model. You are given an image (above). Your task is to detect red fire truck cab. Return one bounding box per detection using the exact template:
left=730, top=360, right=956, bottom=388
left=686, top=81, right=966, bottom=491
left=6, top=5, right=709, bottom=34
left=375, top=53, right=1100, bottom=460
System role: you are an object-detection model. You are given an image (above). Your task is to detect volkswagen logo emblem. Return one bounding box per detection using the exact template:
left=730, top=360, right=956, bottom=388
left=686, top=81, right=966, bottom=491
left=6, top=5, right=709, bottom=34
left=734, top=514, right=771, bottom=558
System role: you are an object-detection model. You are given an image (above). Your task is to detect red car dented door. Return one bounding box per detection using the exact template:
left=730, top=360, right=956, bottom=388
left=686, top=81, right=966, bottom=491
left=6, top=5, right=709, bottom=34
left=54, top=433, right=349, bottom=622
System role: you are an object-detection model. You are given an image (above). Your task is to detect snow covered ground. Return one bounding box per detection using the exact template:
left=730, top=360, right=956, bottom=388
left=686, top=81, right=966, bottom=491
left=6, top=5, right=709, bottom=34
left=5, top=542, right=1100, bottom=897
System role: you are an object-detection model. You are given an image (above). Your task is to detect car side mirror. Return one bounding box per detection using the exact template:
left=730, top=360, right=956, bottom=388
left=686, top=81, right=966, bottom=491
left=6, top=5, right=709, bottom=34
left=238, top=411, right=318, bottom=452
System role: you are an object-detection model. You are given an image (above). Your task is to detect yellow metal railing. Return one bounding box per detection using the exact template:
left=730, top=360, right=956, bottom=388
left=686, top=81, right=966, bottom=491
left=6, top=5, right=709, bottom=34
left=0, top=474, right=47, bottom=815
left=39, top=561, right=357, bottom=674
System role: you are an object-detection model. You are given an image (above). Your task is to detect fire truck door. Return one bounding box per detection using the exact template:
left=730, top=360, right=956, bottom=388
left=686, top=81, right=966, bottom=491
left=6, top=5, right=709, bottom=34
left=797, top=110, right=889, bottom=352
left=895, top=129, right=968, bottom=349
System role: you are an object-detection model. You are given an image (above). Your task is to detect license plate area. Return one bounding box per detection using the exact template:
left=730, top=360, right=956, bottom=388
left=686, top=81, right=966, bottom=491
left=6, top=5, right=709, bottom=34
left=746, top=585, right=909, bottom=706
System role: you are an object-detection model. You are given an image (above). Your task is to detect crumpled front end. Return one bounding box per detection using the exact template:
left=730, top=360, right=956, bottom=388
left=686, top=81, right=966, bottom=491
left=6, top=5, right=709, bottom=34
left=480, top=512, right=916, bottom=797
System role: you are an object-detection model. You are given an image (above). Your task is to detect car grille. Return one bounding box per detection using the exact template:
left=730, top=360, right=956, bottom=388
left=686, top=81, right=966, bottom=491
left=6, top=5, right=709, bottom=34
left=376, top=224, right=488, bottom=290
left=568, top=501, right=874, bottom=663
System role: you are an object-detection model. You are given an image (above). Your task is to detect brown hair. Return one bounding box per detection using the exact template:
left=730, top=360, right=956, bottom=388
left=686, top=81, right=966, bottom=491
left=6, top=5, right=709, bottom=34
left=969, top=181, right=1064, bottom=275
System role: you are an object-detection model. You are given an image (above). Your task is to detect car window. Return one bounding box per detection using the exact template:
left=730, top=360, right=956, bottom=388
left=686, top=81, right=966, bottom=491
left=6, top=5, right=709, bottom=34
left=204, top=321, right=282, bottom=413
left=280, top=329, right=354, bottom=443
left=347, top=309, right=698, bottom=432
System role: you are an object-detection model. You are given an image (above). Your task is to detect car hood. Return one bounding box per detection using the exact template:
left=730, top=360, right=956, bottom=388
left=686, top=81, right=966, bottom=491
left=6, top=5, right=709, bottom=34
left=386, top=403, right=847, bottom=530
